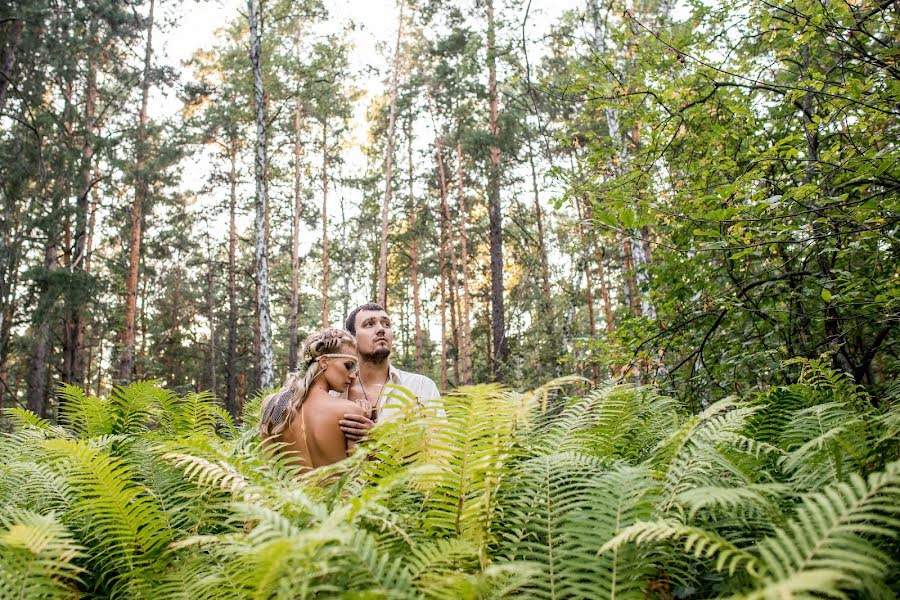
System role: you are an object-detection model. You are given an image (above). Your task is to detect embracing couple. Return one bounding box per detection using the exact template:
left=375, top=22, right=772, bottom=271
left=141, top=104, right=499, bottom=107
left=258, top=302, right=440, bottom=471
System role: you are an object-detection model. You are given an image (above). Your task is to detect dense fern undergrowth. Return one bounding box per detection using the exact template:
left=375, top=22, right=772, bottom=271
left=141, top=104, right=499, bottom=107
left=1, top=361, right=898, bottom=599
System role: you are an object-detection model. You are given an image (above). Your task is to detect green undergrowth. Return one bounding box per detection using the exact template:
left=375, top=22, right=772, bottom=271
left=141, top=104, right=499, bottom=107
left=1, top=360, right=898, bottom=599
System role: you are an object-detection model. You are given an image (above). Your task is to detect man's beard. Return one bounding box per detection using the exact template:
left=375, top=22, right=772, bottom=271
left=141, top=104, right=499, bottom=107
left=361, top=346, right=390, bottom=364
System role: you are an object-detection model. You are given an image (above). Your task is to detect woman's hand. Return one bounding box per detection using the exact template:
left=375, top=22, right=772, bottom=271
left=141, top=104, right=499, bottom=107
left=340, top=413, right=374, bottom=442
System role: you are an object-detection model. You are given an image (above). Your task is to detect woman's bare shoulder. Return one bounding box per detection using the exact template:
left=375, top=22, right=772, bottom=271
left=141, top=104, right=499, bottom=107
left=325, top=398, right=366, bottom=417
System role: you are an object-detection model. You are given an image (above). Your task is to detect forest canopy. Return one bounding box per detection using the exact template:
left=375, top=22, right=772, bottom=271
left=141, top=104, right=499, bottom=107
left=0, top=0, right=897, bottom=414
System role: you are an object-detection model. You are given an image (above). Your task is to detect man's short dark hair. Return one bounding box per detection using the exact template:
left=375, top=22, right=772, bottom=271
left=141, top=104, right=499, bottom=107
left=345, top=302, right=386, bottom=335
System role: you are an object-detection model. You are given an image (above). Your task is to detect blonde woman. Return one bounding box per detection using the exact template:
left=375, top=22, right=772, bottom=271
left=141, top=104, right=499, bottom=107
left=259, top=328, right=368, bottom=470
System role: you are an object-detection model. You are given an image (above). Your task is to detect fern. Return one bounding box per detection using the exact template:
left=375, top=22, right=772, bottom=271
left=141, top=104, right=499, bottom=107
left=40, top=438, right=173, bottom=596
left=601, top=518, right=762, bottom=577
left=0, top=509, right=84, bottom=599
left=420, top=384, right=517, bottom=548
left=750, top=460, right=900, bottom=596
left=498, top=454, right=655, bottom=599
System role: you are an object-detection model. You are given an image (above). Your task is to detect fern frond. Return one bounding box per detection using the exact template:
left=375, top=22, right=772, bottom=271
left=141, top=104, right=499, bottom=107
left=678, top=483, right=792, bottom=520
left=600, top=519, right=762, bottom=577
left=779, top=401, right=871, bottom=489
left=751, top=461, right=900, bottom=594
left=57, top=384, right=113, bottom=437
left=2, top=406, right=55, bottom=431
left=161, top=452, right=258, bottom=500
left=40, top=438, right=173, bottom=594
left=108, top=381, right=174, bottom=435
left=419, top=384, right=518, bottom=546
left=498, top=455, right=655, bottom=599
left=0, top=509, right=84, bottom=599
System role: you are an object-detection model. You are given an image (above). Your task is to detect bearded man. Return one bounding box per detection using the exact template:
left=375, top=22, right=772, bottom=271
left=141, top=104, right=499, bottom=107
left=338, top=302, right=441, bottom=442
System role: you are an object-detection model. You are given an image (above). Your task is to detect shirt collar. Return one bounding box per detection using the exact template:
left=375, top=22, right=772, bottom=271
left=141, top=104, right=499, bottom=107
left=388, top=363, right=402, bottom=383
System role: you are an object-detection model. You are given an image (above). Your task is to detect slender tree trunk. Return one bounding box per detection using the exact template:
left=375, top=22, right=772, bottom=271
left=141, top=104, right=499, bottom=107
left=594, top=245, right=614, bottom=334
left=436, top=141, right=460, bottom=385
left=527, top=140, right=551, bottom=300
left=377, top=0, right=406, bottom=308
left=28, top=240, right=58, bottom=417
left=289, top=90, right=303, bottom=371
left=206, top=237, right=217, bottom=396
left=455, top=144, right=473, bottom=385
left=65, top=39, right=97, bottom=387
left=248, top=0, right=274, bottom=390
left=95, top=338, right=102, bottom=397
left=486, top=0, right=507, bottom=379
left=437, top=143, right=449, bottom=391
left=622, top=238, right=640, bottom=318
left=321, top=120, right=330, bottom=327
left=84, top=167, right=100, bottom=274
left=119, top=0, right=155, bottom=382
left=408, top=122, right=424, bottom=373
left=0, top=19, right=23, bottom=116
left=575, top=197, right=597, bottom=337
left=225, top=138, right=239, bottom=417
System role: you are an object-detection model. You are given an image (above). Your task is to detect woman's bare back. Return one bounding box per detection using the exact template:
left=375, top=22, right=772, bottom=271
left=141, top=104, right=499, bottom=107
left=279, top=394, right=366, bottom=470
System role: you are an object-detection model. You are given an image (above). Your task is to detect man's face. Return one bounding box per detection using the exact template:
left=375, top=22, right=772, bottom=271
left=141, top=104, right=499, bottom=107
left=354, top=309, right=393, bottom=363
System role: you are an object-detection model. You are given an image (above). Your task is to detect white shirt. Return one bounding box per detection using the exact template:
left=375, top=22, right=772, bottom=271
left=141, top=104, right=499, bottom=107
left=377, top=364, right=442, bottom=422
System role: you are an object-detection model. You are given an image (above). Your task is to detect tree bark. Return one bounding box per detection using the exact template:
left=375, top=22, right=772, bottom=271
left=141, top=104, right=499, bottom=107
left=27, top=240, right=58, bottom=417
left=408, top=122, right=424, bottom=373
left=289, top=77, right=303, bottom=371
left=225, top=137, right=239, bottom=417
left=119, top=0, right=155, bottom=382
left=65, top=35, right=97, bottom=387
left=527, top=140, right=551, bottom=301
left=377, top=0, right=406, bottom=308
left=248, top=0, right=274, bottom=390
left=436, top=142, right=449, bottom=391
left=206, top=236, right=217, bottom=396
left=436, top=140, right=460, bottom=385
left=455, top=144, right=473, bottom=385
left=575, top=197, right=597, bottom=337
left=486, top=0, right=507, bottom=379
left=320, top=120, right=330, bottom=327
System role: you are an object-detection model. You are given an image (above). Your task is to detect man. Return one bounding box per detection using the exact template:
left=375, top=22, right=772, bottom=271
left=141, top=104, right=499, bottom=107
left=338, top=302, right=440, bottom=442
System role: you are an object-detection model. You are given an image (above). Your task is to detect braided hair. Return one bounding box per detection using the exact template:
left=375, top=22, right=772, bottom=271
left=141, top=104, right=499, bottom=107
left=258, top=328, right=357, bottom=439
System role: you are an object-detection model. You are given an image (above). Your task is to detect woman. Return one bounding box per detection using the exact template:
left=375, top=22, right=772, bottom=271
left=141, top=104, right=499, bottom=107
left=258, top=328, right=369, bottom=470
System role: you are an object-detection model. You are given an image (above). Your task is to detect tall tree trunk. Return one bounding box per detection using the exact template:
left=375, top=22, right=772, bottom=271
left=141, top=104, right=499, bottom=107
left=0, top=19, right=23, bottom=116
left=27, top=240, right=58, bottom=417
left=594, top=244, right=614, bottom=334
left=575, top=197, right=597, bottom=337
left=206, top=236, right=217, bottom=396
left=437, top=143, right=449, bottom=391
left=248, top=0, right=274, bottom=390
left=408, top=122, right=424, bottom=373
left=119, top=0, right=155, bottom=382
left=225, top=138, right=239, bottom=417
left=455, top=144, right=473, bottom=385
left=320, top=120, right=330, bottom=327
left=527, top=140, right=551, bottom=300
left=436, top=141, right=460, bottom=385
left=289, top=85, right=303, bottom=371
left=377, top=0, right=406, bottom=308
left=65, top=38, right=97, bottom=387
left=486, top=0, right=507, bottom=379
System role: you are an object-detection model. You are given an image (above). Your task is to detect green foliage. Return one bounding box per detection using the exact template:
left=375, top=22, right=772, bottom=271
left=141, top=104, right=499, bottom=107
left=1, top=374, right=898, bottom=598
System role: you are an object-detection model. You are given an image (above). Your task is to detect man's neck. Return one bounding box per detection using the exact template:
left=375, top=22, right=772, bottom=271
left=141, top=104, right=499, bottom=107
left=359, top=359, right=390, bottom=384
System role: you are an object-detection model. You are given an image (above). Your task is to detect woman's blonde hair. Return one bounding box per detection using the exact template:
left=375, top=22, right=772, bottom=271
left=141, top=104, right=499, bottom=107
left=258, top=328, right=356, bottom=439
